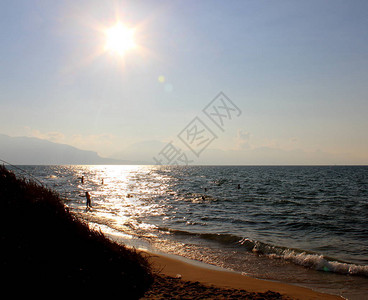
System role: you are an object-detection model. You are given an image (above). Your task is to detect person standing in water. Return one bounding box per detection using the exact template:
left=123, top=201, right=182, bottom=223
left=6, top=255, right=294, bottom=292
left=85, top=191, right=92, bottom=208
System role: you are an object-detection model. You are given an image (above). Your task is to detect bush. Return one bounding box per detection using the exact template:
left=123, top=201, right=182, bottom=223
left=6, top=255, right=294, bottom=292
left=0, top=165, right=153, bottom=297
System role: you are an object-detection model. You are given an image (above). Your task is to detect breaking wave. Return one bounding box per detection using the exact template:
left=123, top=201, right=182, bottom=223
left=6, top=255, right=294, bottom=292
left=159, top=227, right=368, bottom=277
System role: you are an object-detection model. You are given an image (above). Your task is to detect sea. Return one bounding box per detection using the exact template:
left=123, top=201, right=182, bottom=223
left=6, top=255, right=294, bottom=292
left=8, top=165, right=368, bottom=299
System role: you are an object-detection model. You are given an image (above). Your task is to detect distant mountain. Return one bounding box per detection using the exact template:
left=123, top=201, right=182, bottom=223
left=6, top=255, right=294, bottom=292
left=0, top=134, right=138, bottom=165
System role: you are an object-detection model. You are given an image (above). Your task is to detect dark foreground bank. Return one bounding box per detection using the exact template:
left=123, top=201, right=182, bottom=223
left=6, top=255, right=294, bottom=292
left=0, top=165, right=152, bottom=297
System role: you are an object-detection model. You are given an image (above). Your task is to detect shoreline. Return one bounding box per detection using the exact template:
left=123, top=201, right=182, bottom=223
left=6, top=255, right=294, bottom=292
left=101, top=222, right=345, bottom=299
left=141, top=249, right=343, bottom=300
left=0, top=165, right=357, bottom=298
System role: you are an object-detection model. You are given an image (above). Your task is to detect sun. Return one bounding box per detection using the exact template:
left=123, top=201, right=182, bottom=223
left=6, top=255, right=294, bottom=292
left=104, top=22, right=136, bottom=56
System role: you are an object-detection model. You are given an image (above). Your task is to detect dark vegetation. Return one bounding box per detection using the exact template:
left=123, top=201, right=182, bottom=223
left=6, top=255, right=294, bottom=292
left=0, top=165, right=153, bottom=297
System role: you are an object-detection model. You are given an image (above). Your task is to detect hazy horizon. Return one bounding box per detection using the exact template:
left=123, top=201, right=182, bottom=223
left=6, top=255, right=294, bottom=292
left=1, top=1, right=367, bottom=165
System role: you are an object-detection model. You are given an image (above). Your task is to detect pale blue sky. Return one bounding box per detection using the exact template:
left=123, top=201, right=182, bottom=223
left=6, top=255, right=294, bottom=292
left=1, top=0, right=367, bottom=164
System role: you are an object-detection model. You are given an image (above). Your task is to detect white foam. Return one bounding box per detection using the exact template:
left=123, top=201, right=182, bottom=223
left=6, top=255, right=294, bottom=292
left=269, top=250, right=368, bottom=277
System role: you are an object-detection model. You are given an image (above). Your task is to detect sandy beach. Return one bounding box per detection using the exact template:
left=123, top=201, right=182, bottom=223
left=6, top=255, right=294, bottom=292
left=142, top=250, right=343, bottom=299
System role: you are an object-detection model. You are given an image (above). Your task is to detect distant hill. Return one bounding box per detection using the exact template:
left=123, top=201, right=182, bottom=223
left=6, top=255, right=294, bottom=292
left=0, top=134, right=138, bottom=165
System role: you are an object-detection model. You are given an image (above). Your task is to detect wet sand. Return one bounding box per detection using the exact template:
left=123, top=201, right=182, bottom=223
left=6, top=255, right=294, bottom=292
left=142, top=251, right=343, bottom=299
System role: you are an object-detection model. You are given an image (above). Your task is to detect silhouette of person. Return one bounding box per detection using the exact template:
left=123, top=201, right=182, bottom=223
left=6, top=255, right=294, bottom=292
left=81, top=176, right=84, bottom=184
left=85, top=191, right=92, bottom=208
left=237, top=184, right=241, bottom=189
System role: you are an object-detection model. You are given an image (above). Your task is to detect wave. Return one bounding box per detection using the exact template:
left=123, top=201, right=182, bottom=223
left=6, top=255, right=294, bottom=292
left=272, top=250, right=368, bottom=277
left=241, top=238, right=368, bottom=277
left=158, top=227, right=368, bottom=277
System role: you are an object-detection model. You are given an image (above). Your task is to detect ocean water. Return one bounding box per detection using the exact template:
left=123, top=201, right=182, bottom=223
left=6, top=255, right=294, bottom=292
left=9, top=165, right=368, bottom=299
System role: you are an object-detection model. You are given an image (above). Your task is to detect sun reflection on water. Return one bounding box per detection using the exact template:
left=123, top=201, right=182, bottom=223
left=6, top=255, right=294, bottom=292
left=68, top=165, right=170, bottom=238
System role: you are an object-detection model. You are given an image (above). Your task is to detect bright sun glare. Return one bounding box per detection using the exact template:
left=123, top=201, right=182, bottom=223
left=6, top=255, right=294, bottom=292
left=104, top=22, right=136, bottom=56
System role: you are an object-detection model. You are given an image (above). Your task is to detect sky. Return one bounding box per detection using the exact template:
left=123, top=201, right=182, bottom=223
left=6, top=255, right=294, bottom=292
left=1, top=0, right=368, bottom=165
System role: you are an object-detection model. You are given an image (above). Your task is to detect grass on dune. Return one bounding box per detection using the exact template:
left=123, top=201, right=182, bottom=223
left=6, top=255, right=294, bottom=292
left=0, top=165, right=153, bottom=297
